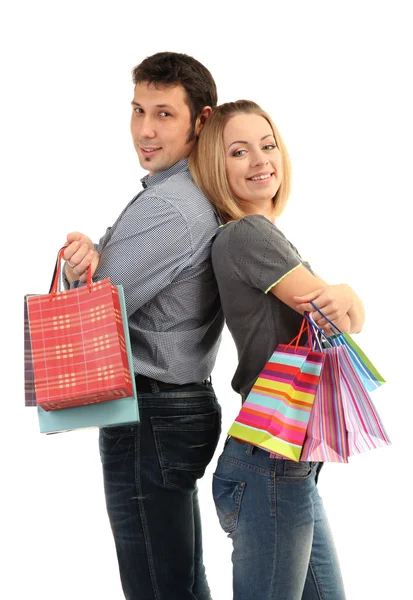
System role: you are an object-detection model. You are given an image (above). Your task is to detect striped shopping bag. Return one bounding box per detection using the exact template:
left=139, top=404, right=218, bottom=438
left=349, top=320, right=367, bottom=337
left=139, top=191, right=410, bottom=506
left=339, top=344, right=390, bottom=457
left=228, top=319, right=325, bottom=462
left=301, top=347, right=350, bottom=462
left=327, top=333, right=385, bottom=393
left=301, top=315, right=390, bottom=462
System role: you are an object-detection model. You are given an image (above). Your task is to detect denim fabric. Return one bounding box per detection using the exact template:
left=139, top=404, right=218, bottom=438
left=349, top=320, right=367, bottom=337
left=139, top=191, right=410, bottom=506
left=213, top=438, right=346, bottom=600
left=99, top=382, right=221, bottom=600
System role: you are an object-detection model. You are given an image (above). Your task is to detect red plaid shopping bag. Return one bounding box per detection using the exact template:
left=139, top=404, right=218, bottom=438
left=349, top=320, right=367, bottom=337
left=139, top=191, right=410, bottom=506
left=26, top=248, right=133, bottom=411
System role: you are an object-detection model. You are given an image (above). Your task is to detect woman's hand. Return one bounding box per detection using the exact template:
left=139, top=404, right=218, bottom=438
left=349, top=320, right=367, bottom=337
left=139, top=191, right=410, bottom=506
left=293, top=284, right=355, bottom=329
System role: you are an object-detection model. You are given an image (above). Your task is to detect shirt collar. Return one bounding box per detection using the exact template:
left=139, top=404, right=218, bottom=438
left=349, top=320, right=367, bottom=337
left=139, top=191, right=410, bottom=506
left=140, top=158, right=188, bottom=189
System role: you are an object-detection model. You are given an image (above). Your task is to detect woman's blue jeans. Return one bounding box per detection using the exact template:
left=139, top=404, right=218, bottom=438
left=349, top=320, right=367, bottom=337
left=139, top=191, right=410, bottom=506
left=213, top=438, right=346, bottom=600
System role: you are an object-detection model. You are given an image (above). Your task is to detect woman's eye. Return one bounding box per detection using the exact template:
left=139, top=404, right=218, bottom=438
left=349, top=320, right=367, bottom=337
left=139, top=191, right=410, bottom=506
left=233, top=149, right=246, bottom=157
left=263, top=144, right=276, bottom=150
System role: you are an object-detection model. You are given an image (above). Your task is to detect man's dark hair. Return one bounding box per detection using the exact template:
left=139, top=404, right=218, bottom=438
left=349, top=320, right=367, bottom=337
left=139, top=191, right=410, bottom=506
left=132, top=52, right=218, bottom=141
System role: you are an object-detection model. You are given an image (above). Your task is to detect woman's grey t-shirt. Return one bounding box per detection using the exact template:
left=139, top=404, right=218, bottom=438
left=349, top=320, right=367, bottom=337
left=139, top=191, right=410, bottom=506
left=211, top=214, right=312, bottom=400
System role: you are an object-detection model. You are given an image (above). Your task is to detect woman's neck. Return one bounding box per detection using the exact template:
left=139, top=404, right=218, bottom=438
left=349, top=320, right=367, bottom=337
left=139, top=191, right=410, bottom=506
left=241, top=199, right=275, bottom=224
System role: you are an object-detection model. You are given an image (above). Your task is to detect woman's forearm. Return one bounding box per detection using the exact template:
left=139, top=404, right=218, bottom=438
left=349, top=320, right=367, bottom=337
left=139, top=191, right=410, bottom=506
left=347, top=290, right=365, bottom=333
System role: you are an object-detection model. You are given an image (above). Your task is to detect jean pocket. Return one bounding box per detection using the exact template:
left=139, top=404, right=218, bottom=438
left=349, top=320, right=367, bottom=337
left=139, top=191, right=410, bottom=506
left=151, top=410, right=221, bottom=489
left=277, top=460, right=314, bottom=482
left=212, top=473, right=246, bottom=534
left=100, top=425, right=136, bottom=439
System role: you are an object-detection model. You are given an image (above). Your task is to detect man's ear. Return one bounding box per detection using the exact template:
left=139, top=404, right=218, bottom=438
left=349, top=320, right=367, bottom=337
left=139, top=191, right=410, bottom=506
left=195, top=106, right=213, bottom=136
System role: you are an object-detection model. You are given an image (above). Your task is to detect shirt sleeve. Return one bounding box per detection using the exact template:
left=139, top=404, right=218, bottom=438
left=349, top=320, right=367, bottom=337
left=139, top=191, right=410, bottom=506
left=95, top=227, right=111, bottom=253
left=93, top=195, right=192, bottom=317
left=229, top=215, right=303, bottom=293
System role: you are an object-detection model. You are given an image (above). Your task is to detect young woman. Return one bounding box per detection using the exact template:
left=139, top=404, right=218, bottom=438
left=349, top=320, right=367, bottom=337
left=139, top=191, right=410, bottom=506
left=189, top=100, right=365, bottom=599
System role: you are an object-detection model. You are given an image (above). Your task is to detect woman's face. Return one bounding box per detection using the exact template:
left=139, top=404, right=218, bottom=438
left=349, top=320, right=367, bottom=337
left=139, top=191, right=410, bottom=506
left=223, top=113, right=282, bottom=213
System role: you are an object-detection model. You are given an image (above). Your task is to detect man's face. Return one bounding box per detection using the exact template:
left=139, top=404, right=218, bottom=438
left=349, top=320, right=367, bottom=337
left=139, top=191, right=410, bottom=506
left=130, top=82, right=197, bottom=175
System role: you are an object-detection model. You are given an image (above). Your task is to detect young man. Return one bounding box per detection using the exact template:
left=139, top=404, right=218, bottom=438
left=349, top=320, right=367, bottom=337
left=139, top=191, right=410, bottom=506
left=63, top=52, right=224, bottom=600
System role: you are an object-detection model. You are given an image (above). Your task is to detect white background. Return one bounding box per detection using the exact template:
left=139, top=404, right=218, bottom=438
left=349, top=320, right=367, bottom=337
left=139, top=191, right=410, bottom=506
left=1, top=1, right=411, bottom=598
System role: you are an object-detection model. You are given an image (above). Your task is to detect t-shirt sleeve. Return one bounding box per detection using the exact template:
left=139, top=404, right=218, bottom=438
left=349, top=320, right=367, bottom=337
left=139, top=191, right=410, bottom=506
left=287, top=240, right=313, bottom=274
left=229, top=215, right=303, bottom=293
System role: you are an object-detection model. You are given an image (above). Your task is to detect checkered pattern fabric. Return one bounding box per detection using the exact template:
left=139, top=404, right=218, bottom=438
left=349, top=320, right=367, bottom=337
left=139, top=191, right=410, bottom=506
left=69, top=159, right=224, bottom=384
left=27, top=279, right=133, bottom=411
left=24, top=296, right=37, bottom=406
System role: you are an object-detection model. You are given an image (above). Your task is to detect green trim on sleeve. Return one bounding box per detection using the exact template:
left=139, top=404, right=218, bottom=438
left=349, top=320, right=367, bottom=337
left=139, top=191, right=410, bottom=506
left=264, top=263, right=302, bottom=294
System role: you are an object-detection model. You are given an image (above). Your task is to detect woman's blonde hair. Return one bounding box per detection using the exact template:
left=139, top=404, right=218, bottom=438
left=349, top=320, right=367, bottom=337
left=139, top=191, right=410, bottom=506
left=189, top=100, right=291, bottom=223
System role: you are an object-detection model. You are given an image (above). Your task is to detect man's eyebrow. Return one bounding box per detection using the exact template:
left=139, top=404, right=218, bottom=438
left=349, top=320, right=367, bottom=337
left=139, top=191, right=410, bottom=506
left=228, top=134, right=274, bottom=149
left=131, top=101, right=175, bottom=109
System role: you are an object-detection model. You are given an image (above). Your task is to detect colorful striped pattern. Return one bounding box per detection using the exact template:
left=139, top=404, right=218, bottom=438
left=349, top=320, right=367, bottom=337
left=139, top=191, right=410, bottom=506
left=301, top=348, right=350, bottom=462
left=27, top=279, right=133, bottom=411
left=339, top=346, right=390, bottom=456
left=301, top=346, right=390, bottom=462
left=325, top=333, right=385, bottom=393
left=228, top=344, right=324, bottom=462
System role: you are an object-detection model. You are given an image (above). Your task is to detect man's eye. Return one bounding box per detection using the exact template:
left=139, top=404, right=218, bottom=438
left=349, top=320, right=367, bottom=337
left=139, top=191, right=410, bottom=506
left=159, top=111, right=171, bottom=117
left=134, top=107, right=143, bottom=114
left=233, top=149, right=246, bottom=157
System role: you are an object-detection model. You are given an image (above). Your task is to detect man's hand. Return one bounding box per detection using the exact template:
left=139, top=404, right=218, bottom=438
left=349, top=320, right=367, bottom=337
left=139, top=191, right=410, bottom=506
left=63, top=232, right=100, bottom=283
left=293, top=284, right=355, bottom=330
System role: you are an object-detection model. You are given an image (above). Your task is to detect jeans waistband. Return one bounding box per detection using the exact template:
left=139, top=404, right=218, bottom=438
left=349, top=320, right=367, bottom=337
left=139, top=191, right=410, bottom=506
left=135, top=374, right=211, bottom=393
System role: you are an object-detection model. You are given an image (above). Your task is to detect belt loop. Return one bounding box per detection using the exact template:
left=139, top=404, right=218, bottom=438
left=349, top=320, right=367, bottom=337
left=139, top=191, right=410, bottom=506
left=245, top=443, right=254, bottom=456
left=315, top=462, right=323, bottom=485
left=150, top=379, right=160, bottom=393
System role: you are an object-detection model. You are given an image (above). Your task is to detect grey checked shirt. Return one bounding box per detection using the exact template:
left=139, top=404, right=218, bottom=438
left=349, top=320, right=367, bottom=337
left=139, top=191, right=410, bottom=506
left=90, top=159, right=224, bottom=384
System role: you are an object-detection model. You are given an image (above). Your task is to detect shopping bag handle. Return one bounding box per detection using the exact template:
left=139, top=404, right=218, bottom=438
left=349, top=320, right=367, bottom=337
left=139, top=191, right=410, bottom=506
left=49, top=247, right=92, bottom=299
left=309, top=301, right=342, bottom=335
left=303, top=312, right=333, bottom=347
left=285, top=316, right=312, bottom=352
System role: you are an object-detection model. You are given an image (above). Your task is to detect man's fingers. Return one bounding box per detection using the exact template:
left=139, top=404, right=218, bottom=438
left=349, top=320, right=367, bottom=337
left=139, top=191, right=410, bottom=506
left=63, top=241, right=79, bottom=263
left=73, top=249, right=94, bottom=275
left=66, top=231, right=86, bottom=244
left=64, top=243, right=91, bottom=272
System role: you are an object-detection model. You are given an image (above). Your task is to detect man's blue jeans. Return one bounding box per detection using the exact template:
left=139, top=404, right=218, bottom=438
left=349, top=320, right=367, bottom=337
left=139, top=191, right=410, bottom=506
left=99, top=381, right=221, bottom=600
left=213, top=438, right=346, bottom=600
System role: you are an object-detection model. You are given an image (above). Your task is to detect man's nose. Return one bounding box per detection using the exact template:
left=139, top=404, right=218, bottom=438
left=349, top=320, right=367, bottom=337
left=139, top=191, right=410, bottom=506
left=139, top=116, right=156, bottom=139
